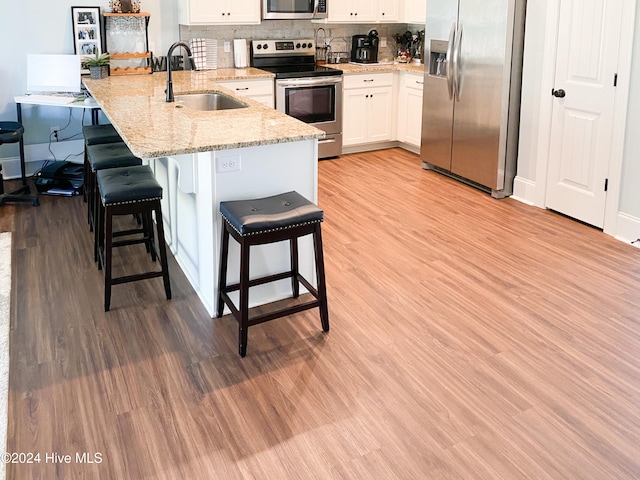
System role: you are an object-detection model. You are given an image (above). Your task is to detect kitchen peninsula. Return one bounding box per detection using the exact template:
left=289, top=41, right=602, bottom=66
left=83, top=70, right=325, bottom=316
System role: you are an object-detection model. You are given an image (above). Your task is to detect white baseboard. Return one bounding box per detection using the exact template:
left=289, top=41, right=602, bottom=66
left=0, top=140, right=84, bottom=179
left=614, top=212, right=640, bottom=248
left=512, top=176, right=537, bottom=206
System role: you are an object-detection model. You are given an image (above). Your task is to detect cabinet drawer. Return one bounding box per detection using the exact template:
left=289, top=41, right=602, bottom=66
left=343, top=72, right=394, bottom=89
left=403, top=74, right=425, bottom=91
left=217, top=79, right=274, bottom=96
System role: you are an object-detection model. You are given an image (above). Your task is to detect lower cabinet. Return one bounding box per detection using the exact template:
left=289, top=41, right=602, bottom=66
left=343, top=72, right=394, bottom=147
left=216, top=78, right=274, bottom=108
left=397, top=72, right=424, bottom=147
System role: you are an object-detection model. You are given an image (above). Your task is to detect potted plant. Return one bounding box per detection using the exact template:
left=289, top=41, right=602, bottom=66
left=83, top=52, right=110, bottom=79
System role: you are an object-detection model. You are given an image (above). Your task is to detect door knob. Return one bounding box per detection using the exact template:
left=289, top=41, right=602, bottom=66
left=552, top=88, right=566, bottom=98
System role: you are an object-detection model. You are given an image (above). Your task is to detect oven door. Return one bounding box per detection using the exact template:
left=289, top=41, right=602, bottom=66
left=275, top=76, right=342, bottom=135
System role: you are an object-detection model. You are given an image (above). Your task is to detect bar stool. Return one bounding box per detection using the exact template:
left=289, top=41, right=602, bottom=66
left=82, top=124, right=122, bottom=203
left=0, top=121, right=39, bottom=207
left=95, top=165, right=171, bottom=311
left=86, top=141, right=141, bottom=235
left=217, top=191, right=329, bottom=357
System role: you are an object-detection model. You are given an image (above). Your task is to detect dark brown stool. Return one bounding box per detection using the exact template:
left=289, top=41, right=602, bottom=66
left=96, top=165, right=171, bottom=311
left=217, top=191, right=329, bottom=357
left=82, top=124, right=122, bottom=203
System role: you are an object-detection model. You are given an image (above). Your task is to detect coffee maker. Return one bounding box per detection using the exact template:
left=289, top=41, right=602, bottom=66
left=351, top=30, right=379, bottom=64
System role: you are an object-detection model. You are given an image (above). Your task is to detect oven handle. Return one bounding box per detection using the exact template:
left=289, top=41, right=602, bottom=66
left=277, top=76, right=343, bottom=87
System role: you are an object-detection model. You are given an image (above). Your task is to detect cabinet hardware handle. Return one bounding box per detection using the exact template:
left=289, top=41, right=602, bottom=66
left=236, top=87, right=249, bottom=91
left=364, top=79, right=374, bottom=82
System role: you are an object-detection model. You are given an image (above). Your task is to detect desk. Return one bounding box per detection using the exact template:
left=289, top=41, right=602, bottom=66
left=14, top=95, right=101, bottom=126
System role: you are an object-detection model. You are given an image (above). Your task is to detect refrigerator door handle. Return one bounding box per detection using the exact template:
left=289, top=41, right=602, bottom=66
left=446, top=22, right=456, bottom=100
left=453, top=23, right=464, bottom=102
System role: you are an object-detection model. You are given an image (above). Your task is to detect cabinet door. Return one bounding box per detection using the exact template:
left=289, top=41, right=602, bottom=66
left=189, top=0, right=225, bottom=23
left=327, top=0, right=353, bottom=22
left=227, top=0, right=260, bottom=23
left=343, top=89, right=369, bottom=146
left=379, top=0, right=400, bottom=22
left=367, top=86, right=393, bottom=143
left=328, top=0, right=376, bottom=23
left=398, top=74, right=424, bottom=146
left=404, top=0, right=426, bottom=24
left=354, top=0, right=377, bottom=22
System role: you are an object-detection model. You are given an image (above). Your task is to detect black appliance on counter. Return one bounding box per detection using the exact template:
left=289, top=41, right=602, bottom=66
left=251, top=39, right=343, bottom=159
left=351, top=30, right=379, bottom=64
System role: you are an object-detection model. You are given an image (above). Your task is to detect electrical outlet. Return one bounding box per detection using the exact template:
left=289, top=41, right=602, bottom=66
left=216, top=156, right=241, bottom=173
left=224, top=41, right=231, bottom=53
left=380, top=37, right=387, bottom=48
left=50, top=126, right=60, bottom=142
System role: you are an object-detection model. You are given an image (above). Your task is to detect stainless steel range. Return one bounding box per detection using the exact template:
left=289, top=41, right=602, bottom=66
left=251, top=39, right=343, bottom=159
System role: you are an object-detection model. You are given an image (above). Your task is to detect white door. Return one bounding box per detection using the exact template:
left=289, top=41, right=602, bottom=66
left=545, top=0, right=624, bottom=228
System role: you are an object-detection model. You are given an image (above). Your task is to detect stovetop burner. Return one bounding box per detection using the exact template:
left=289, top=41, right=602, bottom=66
left=251, top=38, right=343, bottom=79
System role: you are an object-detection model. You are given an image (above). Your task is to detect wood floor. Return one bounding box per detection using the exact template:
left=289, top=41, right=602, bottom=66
left=3, top=148, right=640, bottom=479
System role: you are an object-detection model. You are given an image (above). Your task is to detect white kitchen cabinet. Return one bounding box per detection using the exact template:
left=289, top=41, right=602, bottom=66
left=343, top=73, right=394, bottom=146
left=178, top=0, right=260, bottom=25
left=326, top=0, right=377, bottom=23
left=379, top=0, right=400, bottom=22
left=404, top=0, right=426, bottom=24
left=397, top=72, right=424, bottom=147
left=216, top=78, right=274, bottom=108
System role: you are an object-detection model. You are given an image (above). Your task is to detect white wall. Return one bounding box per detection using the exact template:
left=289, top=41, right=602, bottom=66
left=0, top=0, right=178, bottom=148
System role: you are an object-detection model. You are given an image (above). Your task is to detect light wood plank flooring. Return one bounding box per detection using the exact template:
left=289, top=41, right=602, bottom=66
left=2, top=148, right=640, bottom=479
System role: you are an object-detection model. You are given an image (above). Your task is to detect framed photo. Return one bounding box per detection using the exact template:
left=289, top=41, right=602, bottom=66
left=71, top=6, right=103, bottom=73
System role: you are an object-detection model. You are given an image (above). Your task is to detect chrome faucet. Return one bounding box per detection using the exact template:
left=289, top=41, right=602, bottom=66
left=166, top=41, right=193, bottom=102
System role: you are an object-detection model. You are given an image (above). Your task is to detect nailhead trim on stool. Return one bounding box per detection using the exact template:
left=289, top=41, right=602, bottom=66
left=217, top=191, right=329, bottom=357
left=82, top=124, right=122, bottom=202
left=96, top=165, right=171, bottom=311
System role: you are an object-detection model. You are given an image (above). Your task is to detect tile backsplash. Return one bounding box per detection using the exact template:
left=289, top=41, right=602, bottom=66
left=179, top=21, right=424, bottom=68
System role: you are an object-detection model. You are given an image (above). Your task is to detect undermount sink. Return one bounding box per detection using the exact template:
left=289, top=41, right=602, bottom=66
left=174, top=93, right=248, bottom=111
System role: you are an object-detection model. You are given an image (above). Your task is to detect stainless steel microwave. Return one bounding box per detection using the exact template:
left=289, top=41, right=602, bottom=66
left=262, top=0, right=328, bottom=20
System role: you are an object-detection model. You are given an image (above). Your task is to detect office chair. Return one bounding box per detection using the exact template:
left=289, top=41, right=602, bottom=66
left=0, top=121, right=39, bottom=206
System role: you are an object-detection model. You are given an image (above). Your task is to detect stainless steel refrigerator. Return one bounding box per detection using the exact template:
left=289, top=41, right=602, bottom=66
left=420, top=0, right=527, bottom=198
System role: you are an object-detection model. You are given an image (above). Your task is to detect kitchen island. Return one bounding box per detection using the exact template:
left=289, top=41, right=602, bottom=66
left=83, top=70, right=325, bottom=316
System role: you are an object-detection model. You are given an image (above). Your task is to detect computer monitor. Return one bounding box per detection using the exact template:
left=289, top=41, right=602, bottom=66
left=26, top=54, right=82, bottom=93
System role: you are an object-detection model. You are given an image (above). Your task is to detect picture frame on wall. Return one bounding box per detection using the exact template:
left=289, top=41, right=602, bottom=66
left=71, top=6, right=103, bottom=73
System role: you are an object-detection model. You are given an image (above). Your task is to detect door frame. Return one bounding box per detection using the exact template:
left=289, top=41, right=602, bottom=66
left=533, top=0, right=636, bottom=234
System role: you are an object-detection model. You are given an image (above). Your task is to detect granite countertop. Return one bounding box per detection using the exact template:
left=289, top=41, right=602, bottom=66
left=82, top=69, right=324, bottom=159
left=326, top=62, right=425, bottom=74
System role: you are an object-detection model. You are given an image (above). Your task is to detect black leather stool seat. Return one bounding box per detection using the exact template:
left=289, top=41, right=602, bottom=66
left=217, top=191, right=329, bottom=357
left=97, top=165, right=162, bottom=205
left=0, top=122, right=25, bottom=144
left=83, top=124, right=122, bottom=145
left=86, top=142, right=141, bottom=234
left=88, top=142, right=141, bottom=171
left=220, top=191, right=324, bottom=236
left=95, top=165, right=170, bottom=311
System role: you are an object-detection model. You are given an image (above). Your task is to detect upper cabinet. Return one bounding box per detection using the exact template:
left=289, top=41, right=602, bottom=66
left=379, top=0, right=400, bottom=22
left=327, top=0, right=377, bottom=23
left=326, top=0, right=398, bottom=23
left=179, top=0, right=260, bottom=25
left=403, top=0, right=426, bottom=24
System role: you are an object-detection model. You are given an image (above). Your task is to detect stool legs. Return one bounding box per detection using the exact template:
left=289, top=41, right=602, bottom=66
left=216, top=224, right=230, bottom=319
left=100, top=200, right=171, bottom=311
left=313, top=224, right=330, bottom=332
left=239, top=236, right=251, bottom=357
left=217, top=221, right=329, bottom=357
